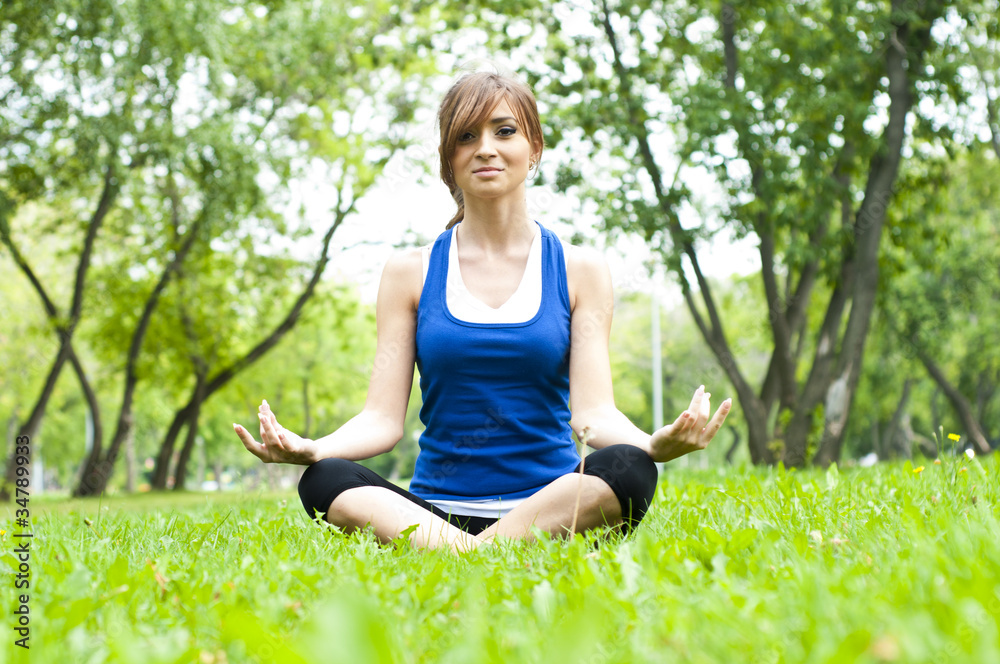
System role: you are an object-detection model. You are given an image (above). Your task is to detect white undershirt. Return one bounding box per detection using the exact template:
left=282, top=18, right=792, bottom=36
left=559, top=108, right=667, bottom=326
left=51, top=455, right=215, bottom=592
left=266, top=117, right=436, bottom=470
left=421, top=221, right=542, bottom=323
left=418, top=222, right=544, bottom=517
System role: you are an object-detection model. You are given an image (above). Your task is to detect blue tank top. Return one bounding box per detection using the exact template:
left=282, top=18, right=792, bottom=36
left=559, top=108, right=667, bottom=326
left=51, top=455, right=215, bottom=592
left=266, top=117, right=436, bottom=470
left=409, top=221, right=580, bottom=501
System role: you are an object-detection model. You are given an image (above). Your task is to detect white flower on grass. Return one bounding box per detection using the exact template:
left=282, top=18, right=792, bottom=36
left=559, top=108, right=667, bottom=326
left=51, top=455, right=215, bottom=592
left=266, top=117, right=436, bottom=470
left=965, top=449, right=975, bottom=460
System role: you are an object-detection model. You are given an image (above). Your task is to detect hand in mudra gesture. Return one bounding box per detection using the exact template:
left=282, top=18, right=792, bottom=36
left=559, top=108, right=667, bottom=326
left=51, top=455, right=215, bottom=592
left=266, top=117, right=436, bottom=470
left=234, top=400, right=316, bottom=465
left=649, top=385, right=732, bottom=463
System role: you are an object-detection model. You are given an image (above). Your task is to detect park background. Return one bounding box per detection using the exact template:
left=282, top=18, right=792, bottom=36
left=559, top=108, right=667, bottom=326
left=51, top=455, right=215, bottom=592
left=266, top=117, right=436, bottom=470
left=2, top=2, right=1000, bottom=663
left=2, top=0, right=997, bottom=497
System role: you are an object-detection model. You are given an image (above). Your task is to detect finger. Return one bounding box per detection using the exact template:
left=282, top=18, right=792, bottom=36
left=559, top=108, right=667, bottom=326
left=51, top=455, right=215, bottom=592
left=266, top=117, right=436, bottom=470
left=695, top=392, right=711, bottom=427
left=257, top=412, right=277, bottom=450
left=259, top=399, right=283, bottom=435
left=690, top=386, right=706, bottom=425
left=257, top=412, right=267, bottom=440
left=666, top=410, right=689, bottom=435
left=258, top=412, right=285, bottom=452
left=668, top=408, right=696, bottom=438
left=234, top=423, right=269, bottom=461
left=686, top=385, right=704, bottom=414
left=699, top=399, right=732, bottom=442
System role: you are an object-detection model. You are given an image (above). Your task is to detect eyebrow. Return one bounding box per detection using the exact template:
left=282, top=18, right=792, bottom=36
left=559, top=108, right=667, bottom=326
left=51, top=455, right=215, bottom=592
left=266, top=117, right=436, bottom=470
left=488, top=116, right=517, bottom=124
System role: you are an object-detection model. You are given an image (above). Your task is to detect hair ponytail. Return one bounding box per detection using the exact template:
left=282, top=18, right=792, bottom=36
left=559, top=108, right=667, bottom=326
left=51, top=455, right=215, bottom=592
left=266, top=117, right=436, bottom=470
left=445, top=190, right=465, bottom=230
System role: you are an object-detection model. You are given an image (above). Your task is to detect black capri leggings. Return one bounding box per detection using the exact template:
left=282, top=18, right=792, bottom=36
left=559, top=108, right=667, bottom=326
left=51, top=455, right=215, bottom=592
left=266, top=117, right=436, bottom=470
left=297, top=444, right=658, bottom=536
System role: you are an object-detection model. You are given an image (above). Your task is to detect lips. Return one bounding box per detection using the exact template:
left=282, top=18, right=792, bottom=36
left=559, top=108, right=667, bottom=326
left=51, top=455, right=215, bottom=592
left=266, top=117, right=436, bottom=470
left=473, top=167, right=502, bottom=173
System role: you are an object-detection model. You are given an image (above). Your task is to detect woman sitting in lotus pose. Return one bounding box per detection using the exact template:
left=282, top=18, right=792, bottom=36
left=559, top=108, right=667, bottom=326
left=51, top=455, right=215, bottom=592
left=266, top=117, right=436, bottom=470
left=234, top=69, right=731, bottom=552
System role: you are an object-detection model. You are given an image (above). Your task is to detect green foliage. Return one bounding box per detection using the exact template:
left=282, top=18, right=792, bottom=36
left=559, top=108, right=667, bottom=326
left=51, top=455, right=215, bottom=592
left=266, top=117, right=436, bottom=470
left=456, top=0, right=999, bottom=465
left=866, top=146, right=1000, bottom=443
left=610, top=288, right=760, bottom=461
left=0, top=0, right=440, bottom=490
left=7, top=457, right=1000, bottom=662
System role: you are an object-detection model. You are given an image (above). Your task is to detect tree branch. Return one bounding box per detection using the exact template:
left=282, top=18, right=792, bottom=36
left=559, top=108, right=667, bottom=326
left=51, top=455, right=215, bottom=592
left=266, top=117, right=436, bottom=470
left=204, top=200, right=351, bottom=398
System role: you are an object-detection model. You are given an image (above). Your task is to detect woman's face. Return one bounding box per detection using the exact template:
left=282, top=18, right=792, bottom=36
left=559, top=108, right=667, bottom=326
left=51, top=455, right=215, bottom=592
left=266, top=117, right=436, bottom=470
left=449, top=98, right=538, bottom=203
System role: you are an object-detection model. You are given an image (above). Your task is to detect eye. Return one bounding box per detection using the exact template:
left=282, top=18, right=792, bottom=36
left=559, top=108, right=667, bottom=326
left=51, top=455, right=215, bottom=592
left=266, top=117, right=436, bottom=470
left=497, top=126, right=517, bottom=137
left=458, top=131, right=475, bottom=142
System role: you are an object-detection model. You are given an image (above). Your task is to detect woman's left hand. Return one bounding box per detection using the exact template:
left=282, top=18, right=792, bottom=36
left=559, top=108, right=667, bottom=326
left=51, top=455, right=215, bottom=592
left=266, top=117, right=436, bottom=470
left=648, top=385, right=732, bottom=463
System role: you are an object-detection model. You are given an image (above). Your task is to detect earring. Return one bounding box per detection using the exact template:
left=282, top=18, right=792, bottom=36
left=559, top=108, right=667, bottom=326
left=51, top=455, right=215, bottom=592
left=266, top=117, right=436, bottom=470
left=527, top=161, right=538, bottom=181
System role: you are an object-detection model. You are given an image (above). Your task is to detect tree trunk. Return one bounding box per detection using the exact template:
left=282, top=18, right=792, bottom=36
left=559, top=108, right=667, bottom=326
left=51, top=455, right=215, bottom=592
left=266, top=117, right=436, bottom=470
left=813, top=1, right=942, bottom=466
left=172, top=373, right=206, bottom=491
left=124, top=425, right=136, bottom=493
left=213, top=459, right=224, bottom=491
left=151, top=208, right=347, bottom=488
left=151, top=403, right=194, bottom=489
left=68, top=347, right=105, bottom=493
left=2, top=342, right=99, bottom=497
left=598, top=0, right=774, bottom=464
left=974, top=370, right=996, bottom=434
left=902, top=413, right=933, bottom=458
left=916, top=348, right=992, bottom=455
left=884, top=378, right=912, bottom=459
left=930, top=387, right=942, bottom=439
left=76, top=212, right=207, bottom=497
left=1, top=343, right=70, bottom=499
left=195, top=439, right=206, bottom=491
left=724, top=425, right=741, bottom=464
left=1, top=162, right=118, bottom=500
left=782, top=273, right=854, bottom=466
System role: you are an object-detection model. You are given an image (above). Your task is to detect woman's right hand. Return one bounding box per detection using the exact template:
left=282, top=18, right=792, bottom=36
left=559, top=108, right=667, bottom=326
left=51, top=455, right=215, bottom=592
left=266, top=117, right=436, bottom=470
left=234, top=399, right=318, bottom=465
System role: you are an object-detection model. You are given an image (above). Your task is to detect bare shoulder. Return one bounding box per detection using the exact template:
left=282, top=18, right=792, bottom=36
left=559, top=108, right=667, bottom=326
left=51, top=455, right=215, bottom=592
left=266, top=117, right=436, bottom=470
left=561, top=240, right=609, bottom=275
left=378, top=247, right=424, bottom=312
left=561, top=240, right=612, bottom=311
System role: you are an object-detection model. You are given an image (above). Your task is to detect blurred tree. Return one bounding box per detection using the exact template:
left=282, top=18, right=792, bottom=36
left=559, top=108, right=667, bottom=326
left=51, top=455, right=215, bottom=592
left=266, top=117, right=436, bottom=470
left=965, top=5, right=1000, bottom=158
left=470, top=0, right=994, bottom=465
left=878, top=146, right=1000, bottom=455
left=0, top=0, right=438, bottom=498
left=165, top=281, right=379, bottom=490
left=609, top=285, right=770, bottom=465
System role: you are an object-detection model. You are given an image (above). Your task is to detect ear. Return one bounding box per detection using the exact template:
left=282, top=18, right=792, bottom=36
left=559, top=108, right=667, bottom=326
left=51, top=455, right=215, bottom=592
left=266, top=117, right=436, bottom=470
left=530, top=138, right=543, bottom=164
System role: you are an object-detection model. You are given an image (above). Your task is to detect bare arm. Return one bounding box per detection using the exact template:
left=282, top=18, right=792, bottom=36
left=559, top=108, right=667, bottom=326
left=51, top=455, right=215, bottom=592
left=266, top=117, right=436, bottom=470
left=565, top=244, right=730, bottom=462
left=235, top=249, right=421, bottom=464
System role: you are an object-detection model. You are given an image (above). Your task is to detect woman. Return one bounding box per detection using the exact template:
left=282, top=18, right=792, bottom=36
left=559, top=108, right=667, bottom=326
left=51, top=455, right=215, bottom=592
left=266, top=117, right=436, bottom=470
left=234, top=70, right=731, bottom=553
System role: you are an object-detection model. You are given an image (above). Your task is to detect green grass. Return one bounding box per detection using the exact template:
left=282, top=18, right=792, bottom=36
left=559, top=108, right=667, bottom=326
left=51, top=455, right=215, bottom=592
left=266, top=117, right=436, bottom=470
left=3, top=456, right=999, bottom=663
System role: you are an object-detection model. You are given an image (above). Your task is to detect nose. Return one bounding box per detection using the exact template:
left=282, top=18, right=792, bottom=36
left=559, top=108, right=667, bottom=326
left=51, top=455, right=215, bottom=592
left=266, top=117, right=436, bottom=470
left=474, top=133, right=497, bottom=159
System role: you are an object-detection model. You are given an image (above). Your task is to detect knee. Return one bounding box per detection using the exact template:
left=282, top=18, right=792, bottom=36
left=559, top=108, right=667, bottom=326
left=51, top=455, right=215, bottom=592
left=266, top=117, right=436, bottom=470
left=297, top=457, right=361, bottom=521
left=612, top=444, right=658, bottom=503
left=601, top=444, right=659, bottom=526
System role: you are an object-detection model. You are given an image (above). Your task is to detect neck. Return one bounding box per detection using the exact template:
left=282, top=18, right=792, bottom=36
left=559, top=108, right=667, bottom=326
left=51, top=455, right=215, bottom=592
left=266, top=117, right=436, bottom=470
left=458, top=189, right=534, bottom=253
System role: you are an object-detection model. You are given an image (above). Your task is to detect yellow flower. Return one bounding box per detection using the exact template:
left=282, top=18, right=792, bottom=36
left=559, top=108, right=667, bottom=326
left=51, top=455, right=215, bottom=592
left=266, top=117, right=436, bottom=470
left=948, top=433, right=961, bottom=441
left=913, top=466, right=925, bottom=474
left=958, top=468, right=968, bottom=474
left=933, top=459, right=941, bottom=465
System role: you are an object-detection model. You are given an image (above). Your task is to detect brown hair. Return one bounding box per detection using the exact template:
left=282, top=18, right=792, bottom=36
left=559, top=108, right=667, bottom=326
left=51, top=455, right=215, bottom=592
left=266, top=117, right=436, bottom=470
left=437, top=70, right=544, bottom=229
